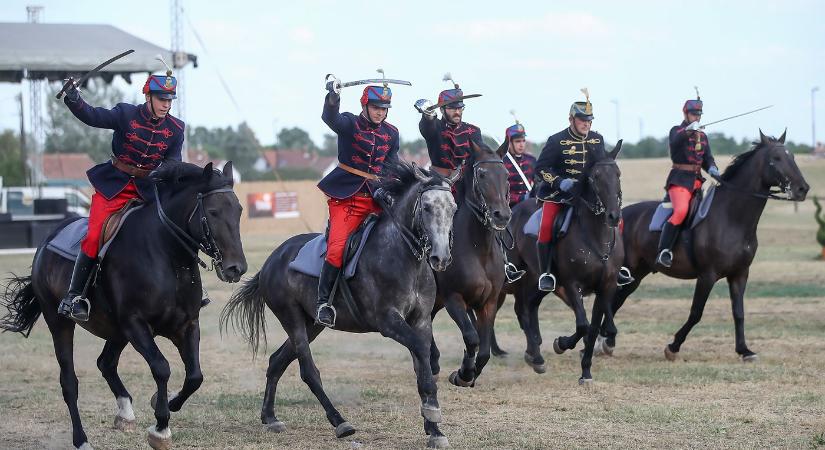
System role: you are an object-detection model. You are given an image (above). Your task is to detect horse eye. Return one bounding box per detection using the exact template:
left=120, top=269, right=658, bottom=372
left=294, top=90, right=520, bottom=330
left=207, top=208, right=219, bottom=215
left=423, top=204, right=433, bottom=213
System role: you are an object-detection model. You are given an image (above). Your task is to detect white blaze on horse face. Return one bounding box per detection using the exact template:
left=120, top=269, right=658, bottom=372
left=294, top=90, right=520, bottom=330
left=116, top=396, right=136, bottom=421
left=421, top=185, right=457, bottom=258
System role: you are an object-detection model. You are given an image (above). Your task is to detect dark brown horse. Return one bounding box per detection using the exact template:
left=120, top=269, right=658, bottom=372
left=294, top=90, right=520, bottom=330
left=1, top=161, right=247, bottom=450
left=496, top=143, right=625, bottom=383
left=599, top=131, right=809, bottom=361
left=429, top=141, right=512, bottom=388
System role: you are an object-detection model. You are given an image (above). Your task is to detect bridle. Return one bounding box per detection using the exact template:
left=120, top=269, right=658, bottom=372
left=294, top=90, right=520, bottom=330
left=577, top=160, right=622, bottom=261
left=463, top=159, right=507, bottom=230
left=153, top=183, right=235, bottom=271
left=713, top=145, right=798, bottom=201
left=377, top=182, right=454, bottom=262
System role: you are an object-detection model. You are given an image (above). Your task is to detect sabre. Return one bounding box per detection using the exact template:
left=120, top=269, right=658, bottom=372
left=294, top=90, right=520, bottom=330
left=55, top=49, right=135, bottom=99
left=325, top=68, right=412, bottom=93
left=700, top=105, right=773, bottom=129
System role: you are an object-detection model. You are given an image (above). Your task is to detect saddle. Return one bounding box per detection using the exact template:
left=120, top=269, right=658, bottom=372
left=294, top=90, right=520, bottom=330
left=523, top=204, right=574, bottom=240
left=46, top=201, right=145, bottom=262
left=288, top=213, right=379, bottom=279
left=648, top=184, right=716, bottom=232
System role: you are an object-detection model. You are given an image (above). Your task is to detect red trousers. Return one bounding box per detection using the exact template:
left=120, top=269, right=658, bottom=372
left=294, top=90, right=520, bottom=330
left=81, top=181, right=142, bottom=258
left=667, top=180, right=702, bottom=226
left=537, top=201, right=563, bottom=244
left=325, top=195, right=382, bottom=268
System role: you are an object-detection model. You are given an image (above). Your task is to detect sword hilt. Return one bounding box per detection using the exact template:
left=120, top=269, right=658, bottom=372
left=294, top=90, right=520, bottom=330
left=55, top=78, right=76, bottom=100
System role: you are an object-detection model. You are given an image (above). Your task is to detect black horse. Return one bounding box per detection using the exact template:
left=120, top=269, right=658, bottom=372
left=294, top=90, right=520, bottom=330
left=429, top=141, right=512, bottom=388
left=220, top=162, right=457, bottom=449
left=1, top=161, right=246, bottom=450
left=600, top=131, right=809, bottom=361
left=498, top=143, right=625, bottom=383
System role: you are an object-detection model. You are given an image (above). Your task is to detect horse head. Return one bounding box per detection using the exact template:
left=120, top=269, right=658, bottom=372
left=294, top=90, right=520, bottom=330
left=150, top=160, right=247, bottom=283
left=586, top=140, right=624, bottom=227
left=756, top=130, right=809, bottom=201
left=462, top=140, right=511, bottom=231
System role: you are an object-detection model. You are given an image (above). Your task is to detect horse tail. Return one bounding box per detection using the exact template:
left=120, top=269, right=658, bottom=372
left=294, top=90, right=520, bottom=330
left=0, top=275, right=41, bottom=337
left=220, top=271, right=267, bottom=356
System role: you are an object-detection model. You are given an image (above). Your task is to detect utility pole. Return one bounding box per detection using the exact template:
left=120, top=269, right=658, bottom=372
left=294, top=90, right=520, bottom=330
left=638, top=117, right=644, bottom=141
left=26, top=6, right=44, bottom=188
left=812, top=86, right=819, bottom=154
left=18, top=93, right=28, bottom=185
left=170, top=0, right=187, bottom=161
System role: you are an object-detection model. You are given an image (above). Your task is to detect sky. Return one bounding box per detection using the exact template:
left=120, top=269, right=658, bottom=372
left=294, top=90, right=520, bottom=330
left=1, top=0, right=824, bottom=149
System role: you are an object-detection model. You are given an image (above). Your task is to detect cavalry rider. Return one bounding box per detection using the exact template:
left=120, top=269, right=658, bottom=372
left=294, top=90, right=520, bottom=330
left=534, top=90, right=632, bottom=291
left=315, top=79, right=400, bottom=327
left=57, top=67, right=184, bottom=321
left=415, top=74, right=482, bottom=176
left=501, top=119, right=536, bottom=207
left=656, top=89, right=719, bottom=268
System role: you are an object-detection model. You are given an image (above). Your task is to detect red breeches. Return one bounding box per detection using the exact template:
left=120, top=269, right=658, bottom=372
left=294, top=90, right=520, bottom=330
left=667, top=180, right=702, bottom=226
left=81, top=181, right=142, bottom=258
left=537, top=201, right=563, bottom=244
left=325, top=195, right=382, bottom=268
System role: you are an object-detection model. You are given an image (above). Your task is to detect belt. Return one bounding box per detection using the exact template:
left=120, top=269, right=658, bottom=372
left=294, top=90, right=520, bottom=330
left=338, top=162, right=378, bottom=180
left=672, top=163, right=701, bottom=173
left=112, top=158, right=152, bottom=178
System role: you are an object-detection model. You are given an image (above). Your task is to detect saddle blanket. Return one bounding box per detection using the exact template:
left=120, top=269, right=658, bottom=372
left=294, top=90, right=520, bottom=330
left=288, top=219, right=377, bottom=279
left=46, top=205, right=145, bottom=262
left=648, top=184, right=716, bottom=232
left=523, top=205, right=573, bottom=238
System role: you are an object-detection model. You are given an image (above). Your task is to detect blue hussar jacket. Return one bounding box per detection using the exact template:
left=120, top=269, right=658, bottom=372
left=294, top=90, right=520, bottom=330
left=64, top=95, right=184, bottom=200
left=319, top=93, right=400, bottom=199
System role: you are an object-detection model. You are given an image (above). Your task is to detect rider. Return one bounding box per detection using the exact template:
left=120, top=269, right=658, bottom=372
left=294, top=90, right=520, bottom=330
left=502, top=120, right=536, bottom=208
left=415, top=75, right=482, bottom=176
left=534, top=90, right=632, bottom=291
left=315, top=80, right=400, bottom=327
left=656, top=90, right=719, bottom=268
left=57, top=68, right=185, bottom=322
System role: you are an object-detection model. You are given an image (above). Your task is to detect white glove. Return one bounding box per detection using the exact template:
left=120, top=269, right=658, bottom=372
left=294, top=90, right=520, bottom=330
left=685, top=121, right=702, bottom=132
left=414, top=99, right=436, bottom=117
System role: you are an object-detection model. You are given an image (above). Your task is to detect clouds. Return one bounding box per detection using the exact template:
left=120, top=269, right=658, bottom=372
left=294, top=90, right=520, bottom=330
left=431, top=12, right=612, bottom=42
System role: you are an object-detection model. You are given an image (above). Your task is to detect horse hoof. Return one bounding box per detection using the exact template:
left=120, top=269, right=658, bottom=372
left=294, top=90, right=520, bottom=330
left=335, top=421, right=356, bottom=438
left=432, top=372, right=439, bottom=382
left=553, top=338, right=565, bottom=355
left=742, top=353, right=759, bottom=363
left=263, top=421, right=287, bottom=433
left=664, top=345, right=678, bottom=362
left=421, top=404, right=442, bottom=423
left=150, top=391, right=177, bottom=411
left=114, top=415, right=136, bottom=433
left=427, top=435, right=450, bottom=448
left=579, top=377, right=594, bottom=388
left=523, top=352, right=546, bottom=374
left=77, top=442, right=95, bottom=450
left=448, top=371, right=474, bottom=388
left=602, top=343, right=615, bottom=357
left=146, top=425, right=172, bottom=450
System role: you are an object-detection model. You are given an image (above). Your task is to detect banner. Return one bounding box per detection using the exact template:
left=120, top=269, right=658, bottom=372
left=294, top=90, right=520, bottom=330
left=247, top=192, right=300, bottom=219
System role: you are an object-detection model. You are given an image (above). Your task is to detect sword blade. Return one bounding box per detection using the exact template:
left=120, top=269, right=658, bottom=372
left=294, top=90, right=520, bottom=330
left=701, top=105, right=773, bottom=129
left=340, top=78, right=412, bottom=88
left=56, top=49, right=135, bottom=99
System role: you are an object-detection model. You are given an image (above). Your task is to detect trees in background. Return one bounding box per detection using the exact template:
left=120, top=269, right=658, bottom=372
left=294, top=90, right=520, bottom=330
left=0, top=130, right=25, bottom=185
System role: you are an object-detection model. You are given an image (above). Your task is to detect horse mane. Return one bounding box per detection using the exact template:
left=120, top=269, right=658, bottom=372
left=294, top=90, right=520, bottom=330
left=372, top=158, right=444, bottom=198
left=720, top=136, right=779, bottom=182
left=151, top=160, right=232, bottom=192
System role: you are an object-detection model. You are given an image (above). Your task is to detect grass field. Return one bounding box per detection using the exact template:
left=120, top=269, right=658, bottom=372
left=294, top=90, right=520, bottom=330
left=1, top=157, right=823, bottom=449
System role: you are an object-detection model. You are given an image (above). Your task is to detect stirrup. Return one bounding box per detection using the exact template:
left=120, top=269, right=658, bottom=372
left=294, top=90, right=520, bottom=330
left=60, top=296, right=90, bottom=322
left=538, top=273, right=556, bottom=292
left=504, top=262, right=525, bottom=283
left=656, top=249, right=673, bottom=268
left=617, top=266, right=634, bottom=286
left=315, top=303, right=336, bottom=328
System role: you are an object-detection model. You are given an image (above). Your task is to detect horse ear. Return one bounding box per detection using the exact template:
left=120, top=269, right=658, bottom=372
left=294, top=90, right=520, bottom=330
left=223, top=161, right=234, bottom=183
left=778, top=128, right=787, bottom=144
left=495, top=138, right=508, bottom=158
left=608, top=139, right=623, bottom=160
left=759, top=128, right=768, bottom=145
left=202, top=162, right=214, bottom=179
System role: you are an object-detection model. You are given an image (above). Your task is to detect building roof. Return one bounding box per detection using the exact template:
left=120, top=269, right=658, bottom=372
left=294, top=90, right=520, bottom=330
left=0, top=22, right=197, bottom=83
left=41, top=153, right=94, bottom=181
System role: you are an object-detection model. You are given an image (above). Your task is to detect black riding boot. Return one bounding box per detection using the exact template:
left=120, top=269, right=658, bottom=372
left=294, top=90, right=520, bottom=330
left=656, top=222, right=679, bottom=268
left=537, top=242, right=556, bottom=292
left=315, top=261, right=341, bottom=328
left=57, top=253, right=97, bottom=322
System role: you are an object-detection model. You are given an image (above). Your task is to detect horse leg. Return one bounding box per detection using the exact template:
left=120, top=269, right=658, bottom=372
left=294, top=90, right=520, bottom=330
left=261, top=322, right=324, bottom=432
left=471, top=298, right=499, bottom=380
left=377, top=312, right=448, bottom=449
left=123, top=321, right=173, bottom=449
left=554, top=285, right=588, bottom=354
left=429, top=308, right=441, bottom=379
left=167, top=321, right=203, bottom=413
left=666, top=274, right=716, bottom=360
left=523, top=288, right=547, bottom=372
left=97, top=339, right=136, bottom=432
left=580, top=288, right=612, bottom=384
left=290, top=320, right=353, bottom=438
left=728, top=269, right=757, bottom=361
left=444, top=294, right=480, bottom=387
left=490, top=292, right=508, bottom=357
left=46, top=318, right=90, bottom=449
left=599, top=274, right=644, bottom=350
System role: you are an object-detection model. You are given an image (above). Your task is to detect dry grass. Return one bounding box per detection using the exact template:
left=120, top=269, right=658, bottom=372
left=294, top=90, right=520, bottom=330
left=1, top=157, right=824, bottom=449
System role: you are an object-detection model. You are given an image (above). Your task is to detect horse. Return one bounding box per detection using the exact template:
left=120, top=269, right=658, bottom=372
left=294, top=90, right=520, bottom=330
left=0, top=161, right=247, bottom=450
left=599, top=130, right=809, bottom=361
left=497, top=143, right=625, bottom=383
left=428, top=141, right=512, bottom=388
left=220, top=161, right=458, bottom=449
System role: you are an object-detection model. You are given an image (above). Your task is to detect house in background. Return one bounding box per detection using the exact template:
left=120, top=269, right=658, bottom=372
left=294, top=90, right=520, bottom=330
left=187, top=146, right=242, bottom=183
left=254, top=149, right=336, bottom=178
left=41, top=153, right=94, bottom=189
